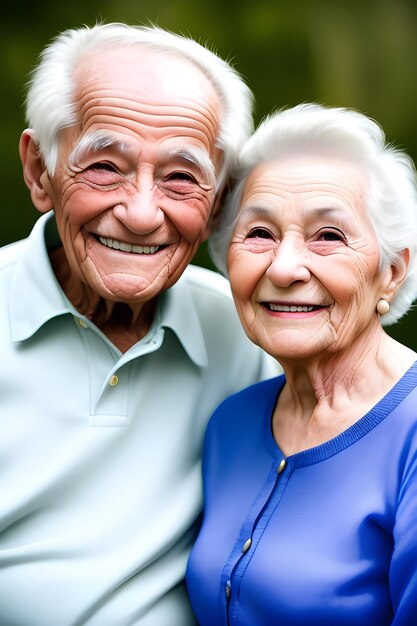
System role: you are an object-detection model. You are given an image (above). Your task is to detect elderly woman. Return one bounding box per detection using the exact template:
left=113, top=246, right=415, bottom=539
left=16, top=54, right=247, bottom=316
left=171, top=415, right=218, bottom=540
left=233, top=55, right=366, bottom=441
left=186, top=104, right=417, bottom=626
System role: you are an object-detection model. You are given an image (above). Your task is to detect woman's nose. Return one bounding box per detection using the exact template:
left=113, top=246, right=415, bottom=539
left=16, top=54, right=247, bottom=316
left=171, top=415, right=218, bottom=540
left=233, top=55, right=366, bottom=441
left=265, top=236, right=310, bottom=287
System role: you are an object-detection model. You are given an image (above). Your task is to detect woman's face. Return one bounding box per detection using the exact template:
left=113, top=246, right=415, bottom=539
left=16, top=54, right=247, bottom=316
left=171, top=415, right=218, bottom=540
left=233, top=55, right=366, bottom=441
left=227, top=155, right=392, bottom=362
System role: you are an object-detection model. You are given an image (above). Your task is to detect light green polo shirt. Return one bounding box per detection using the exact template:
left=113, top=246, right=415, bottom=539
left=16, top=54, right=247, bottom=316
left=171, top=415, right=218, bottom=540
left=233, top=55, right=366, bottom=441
left=0, top=212, right=277, bottom=625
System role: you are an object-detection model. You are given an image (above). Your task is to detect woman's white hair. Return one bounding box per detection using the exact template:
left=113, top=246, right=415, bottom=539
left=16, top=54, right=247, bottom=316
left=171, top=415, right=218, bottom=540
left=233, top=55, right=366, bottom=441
left=24, top=22, right=254, bottom=189
left=209, top=103, right=417, bottom=325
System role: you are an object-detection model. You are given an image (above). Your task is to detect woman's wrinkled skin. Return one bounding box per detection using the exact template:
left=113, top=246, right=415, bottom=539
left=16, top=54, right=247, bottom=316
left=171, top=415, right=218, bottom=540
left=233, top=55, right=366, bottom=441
left=228, top=156, right=414, bottom=455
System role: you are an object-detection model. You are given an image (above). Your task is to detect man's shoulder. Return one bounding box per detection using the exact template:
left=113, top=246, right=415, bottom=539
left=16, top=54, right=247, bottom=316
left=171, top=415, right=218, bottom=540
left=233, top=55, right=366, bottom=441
left=179, top=264, right=281, bottom=381
left=182, top=264, right=232, bottom=301
left=180, top=265, right=242, bottom=335
left=0, top=238, right=28, bottom=273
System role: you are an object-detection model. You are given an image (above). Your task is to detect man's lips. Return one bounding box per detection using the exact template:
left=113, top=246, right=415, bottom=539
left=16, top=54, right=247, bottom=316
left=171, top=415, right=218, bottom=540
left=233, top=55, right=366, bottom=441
left=97, top=236, right=167, bottom=255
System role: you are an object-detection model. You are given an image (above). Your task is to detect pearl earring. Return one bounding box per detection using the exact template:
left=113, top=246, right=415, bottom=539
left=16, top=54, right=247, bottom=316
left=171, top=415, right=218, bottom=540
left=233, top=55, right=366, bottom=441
left=376, top=299, right=390, bottom=315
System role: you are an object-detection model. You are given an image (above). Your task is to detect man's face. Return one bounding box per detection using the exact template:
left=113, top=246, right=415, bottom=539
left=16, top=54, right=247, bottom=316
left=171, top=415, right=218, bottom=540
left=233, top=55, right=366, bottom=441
left=40, top=47, right=223, bottom=304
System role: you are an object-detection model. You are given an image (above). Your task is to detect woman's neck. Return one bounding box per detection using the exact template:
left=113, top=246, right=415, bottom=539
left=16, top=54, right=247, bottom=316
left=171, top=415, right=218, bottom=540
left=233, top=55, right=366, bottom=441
left=273, top=326, right=416, bottom=455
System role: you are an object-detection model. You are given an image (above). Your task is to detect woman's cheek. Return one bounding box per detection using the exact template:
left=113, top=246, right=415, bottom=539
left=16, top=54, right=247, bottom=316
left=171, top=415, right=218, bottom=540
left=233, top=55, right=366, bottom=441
left=228, top=249, right=260, bottom=312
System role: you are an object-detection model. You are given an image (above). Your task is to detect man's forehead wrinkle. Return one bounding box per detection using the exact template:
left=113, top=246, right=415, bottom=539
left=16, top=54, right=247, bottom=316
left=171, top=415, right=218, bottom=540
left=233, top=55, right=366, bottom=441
left=77, top=88, right=220, bottom=128
left=80, top=117, right=219, bottom=160
left=79, top=104, right=219, bottom=147
left=82, top=114, right=218, bottom=153
left=79, top=82, right=220, bottom=124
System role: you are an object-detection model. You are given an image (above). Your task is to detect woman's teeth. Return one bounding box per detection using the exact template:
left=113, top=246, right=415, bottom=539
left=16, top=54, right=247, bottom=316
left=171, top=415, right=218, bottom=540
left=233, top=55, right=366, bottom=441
left=268, top=304, right=316, bottom=312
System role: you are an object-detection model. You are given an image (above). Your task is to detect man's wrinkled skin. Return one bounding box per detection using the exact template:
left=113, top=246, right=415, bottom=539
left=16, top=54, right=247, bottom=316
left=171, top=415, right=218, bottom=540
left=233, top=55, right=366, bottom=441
left=19, top=48, right=223, bottom=352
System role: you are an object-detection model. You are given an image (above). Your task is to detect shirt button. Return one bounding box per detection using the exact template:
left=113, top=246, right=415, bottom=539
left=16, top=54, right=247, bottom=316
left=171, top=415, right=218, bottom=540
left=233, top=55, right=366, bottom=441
left=77, top=318, right=88, bottom=329
left=242, top=538, right=252, bottom=553
left=225, top=581, right=231, bottom=598
left=277, top=459, right=286, bottom=474
left=109, top=375, right=119, bottom=387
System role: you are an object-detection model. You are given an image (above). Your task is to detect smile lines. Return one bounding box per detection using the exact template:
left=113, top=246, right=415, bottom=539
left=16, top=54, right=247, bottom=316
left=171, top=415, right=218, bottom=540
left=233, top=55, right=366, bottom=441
left=98, top=236, right=161, bottom=254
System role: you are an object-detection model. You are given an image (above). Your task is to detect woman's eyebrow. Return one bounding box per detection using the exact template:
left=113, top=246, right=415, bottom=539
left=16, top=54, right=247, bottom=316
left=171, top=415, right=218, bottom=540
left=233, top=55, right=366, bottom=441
left=313, top=206, right=344, bottom=218
left=238, top=205, right=275, bottom=220
left=239, top=205, right=346, bottom=219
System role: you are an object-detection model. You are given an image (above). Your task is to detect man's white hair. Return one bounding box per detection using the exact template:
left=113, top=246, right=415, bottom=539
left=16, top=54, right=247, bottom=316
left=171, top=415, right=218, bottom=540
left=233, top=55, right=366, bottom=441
left=24, top=22, right=254, bottom=190
left=209, top=103, right=417, bottom=325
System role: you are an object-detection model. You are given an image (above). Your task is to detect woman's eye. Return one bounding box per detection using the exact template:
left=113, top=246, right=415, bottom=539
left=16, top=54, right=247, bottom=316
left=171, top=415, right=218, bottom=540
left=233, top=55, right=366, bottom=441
left=247, top=227, right=273, bottom=239
left=317, top=228, right=346, bottom=242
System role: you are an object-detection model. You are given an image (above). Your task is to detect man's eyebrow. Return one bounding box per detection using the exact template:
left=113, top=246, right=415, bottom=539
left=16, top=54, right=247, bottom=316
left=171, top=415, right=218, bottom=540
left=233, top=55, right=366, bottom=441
left=69, top=134, right=217, bottom=187
left=69, top=131, right=134, bottom=166
left=162, top=146, right=216, bottom=187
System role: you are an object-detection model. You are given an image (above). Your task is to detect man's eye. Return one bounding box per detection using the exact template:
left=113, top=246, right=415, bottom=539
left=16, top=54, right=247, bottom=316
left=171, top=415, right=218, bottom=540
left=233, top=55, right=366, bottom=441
left=247, top=227, right=273, bottom=239
left=87, top=162, right=116, bottom=172
left=80, top=161, right=123, bottom=186
left=166, top=172, right=197, bottom=183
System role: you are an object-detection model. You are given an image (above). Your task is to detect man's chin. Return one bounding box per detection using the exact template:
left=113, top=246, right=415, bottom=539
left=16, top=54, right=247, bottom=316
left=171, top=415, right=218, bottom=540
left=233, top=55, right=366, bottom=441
left=98, top=273, right=164, bottom=302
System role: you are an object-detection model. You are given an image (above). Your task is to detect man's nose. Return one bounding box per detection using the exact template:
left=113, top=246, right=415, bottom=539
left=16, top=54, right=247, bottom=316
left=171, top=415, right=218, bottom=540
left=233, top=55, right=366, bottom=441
left=265, top=236, right=310, bottom=287
left=112, top=188, right=165, bottom=234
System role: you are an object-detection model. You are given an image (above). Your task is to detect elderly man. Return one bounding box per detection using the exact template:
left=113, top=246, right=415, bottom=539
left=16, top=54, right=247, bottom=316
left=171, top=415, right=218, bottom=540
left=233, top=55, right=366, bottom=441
left=0, top=23, right=275, bottom=626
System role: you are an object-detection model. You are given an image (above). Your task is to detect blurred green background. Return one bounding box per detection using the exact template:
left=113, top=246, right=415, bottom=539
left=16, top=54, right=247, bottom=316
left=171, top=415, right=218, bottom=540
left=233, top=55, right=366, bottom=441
left=2, top=0, right=416, bottom=348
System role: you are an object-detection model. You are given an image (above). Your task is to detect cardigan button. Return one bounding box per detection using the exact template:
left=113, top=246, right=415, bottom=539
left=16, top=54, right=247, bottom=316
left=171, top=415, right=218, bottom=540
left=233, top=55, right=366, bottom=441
left=277, top=459, right=286, bottom=474
left=225, top=581, right=231, bottom=598
left=242, top=538, right=252, bottom=553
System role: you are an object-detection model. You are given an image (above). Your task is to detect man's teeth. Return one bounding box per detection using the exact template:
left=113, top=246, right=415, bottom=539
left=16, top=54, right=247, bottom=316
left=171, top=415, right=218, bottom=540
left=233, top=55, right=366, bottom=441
left=99, top=237, right=159, bottom=254
left=268, top=304, right=316, bottom=312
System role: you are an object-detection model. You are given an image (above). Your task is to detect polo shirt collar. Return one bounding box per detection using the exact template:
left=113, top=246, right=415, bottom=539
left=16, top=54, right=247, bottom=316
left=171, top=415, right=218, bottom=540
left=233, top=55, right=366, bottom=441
left=157, top=274, right=208, bottom=367
left=9, top=212, right=70, bottom=342
left=9, top=212, right=208, bottom=367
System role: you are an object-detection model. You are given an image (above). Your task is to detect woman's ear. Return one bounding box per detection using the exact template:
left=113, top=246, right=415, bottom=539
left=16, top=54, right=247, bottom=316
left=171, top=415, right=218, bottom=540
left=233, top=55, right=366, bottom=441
left=382, top=249, right=410, bottom=300
left=19, top=129, right=53, bottom=214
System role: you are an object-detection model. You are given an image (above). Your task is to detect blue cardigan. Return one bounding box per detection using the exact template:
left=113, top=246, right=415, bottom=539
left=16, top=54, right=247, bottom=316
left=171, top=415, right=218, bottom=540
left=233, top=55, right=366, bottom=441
left=187, top=361, right=417, bottom=626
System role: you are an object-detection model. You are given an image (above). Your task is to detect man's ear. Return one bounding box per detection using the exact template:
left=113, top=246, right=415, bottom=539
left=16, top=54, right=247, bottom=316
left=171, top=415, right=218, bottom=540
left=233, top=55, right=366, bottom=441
left=381, top=249, right=410, bottom=300
left=19, top=129, right=53, bottom=214
left=202, top=178, right=232, bottom=242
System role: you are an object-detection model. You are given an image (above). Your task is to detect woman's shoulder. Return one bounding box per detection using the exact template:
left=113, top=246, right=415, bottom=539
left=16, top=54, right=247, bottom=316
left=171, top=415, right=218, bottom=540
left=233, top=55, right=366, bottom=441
left=207, top=374, right=285, bottom=435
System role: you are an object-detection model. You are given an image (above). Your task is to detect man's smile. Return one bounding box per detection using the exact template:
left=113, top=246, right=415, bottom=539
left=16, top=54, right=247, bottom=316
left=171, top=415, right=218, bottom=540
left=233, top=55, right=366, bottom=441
left=97, top=236, right=163, bottom=255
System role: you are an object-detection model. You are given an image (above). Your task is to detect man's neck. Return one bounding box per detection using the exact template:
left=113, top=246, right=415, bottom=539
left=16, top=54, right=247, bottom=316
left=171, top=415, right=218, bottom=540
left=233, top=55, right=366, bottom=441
left=49, top=246, right=157, bottom=352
